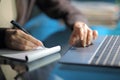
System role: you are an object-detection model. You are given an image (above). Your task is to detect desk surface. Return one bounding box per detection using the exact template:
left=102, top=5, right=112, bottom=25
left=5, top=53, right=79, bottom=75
left=2, top=27, right=120, bottom=80
left=1, top=14, right=120, bottom=80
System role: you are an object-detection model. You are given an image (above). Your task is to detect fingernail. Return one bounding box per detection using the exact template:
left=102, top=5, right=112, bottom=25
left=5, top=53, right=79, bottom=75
left=83, top=43, right=86, bottom=47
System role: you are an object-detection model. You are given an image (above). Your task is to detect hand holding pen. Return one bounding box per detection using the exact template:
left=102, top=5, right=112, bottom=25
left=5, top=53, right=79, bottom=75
left=4, top=20, right=43, bottom=51
left=11, top=20, right=29, bottom=34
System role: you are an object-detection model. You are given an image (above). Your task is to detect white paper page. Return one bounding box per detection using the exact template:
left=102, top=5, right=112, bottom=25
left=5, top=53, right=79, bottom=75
left=26, top=46, right=61, bottom=62
left=0, top=46, right=61, bottom=62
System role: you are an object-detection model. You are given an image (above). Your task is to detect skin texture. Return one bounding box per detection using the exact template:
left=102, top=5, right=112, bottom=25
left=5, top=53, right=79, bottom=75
left=4, top=21, right=98, bottom=50
left=69, top=22, right=98, bottom=47
left=5, top=29, right=43, bottom=51
left=1, top=0, right=98, bottom=50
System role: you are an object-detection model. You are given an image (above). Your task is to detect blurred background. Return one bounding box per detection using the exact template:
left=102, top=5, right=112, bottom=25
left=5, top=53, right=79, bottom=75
left=70, top=0, right=120, bottom=35
left=24, top=0, right=120, bottom=43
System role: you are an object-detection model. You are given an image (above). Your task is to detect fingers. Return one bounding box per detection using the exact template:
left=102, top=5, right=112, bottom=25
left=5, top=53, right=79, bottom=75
left=5, top=29, right=43, bottom=50
left=93, top=30, right=98, bottom=40
left=74, top=22, right=84, bottom=40
left=87, top=29, right=93, bottom=45
left=69, top=22, right=98, bottom=47
left=82, top=24, right=87, bottom=47
left=10, top=36, right=38, bottom=50
left=8, top=41, right=36, bottom=51
left=14, top=30, right=43, bottom=46
left=69, top=32, right=78, bottom=46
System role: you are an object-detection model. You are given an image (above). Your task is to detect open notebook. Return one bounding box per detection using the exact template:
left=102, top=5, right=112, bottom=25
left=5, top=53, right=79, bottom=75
left=0, top=46, right=61, bottom=62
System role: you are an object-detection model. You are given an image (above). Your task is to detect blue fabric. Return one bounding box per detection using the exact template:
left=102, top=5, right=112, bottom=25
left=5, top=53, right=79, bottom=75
left=24, top=13, right=66, bottom=41
left=24, top=13, right=120, bottom=39
left=24, top=13, right=120, bottom=42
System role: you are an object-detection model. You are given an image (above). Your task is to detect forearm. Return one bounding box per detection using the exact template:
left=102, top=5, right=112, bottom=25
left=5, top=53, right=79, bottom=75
left=0, top=28, right=7, bottom=48
left=36, top=0, right=88, bottom=29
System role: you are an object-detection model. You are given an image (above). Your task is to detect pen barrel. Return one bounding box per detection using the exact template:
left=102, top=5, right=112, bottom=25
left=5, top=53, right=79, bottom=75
left=11, top=20, right=29, bottom=34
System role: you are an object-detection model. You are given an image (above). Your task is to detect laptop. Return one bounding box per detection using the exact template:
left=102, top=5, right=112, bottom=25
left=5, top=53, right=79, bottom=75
left=59, top=35, right=120, bottom=68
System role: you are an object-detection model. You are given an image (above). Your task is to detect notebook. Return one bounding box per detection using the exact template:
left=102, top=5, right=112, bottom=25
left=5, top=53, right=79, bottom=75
left=0, top=45, right=61, bottom=62
left=59, top=35, right=120, bottom=68
left=8, top=53, right=61, bottom=72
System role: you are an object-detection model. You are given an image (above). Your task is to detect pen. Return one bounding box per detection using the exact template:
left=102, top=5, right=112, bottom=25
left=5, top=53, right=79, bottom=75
left=10, top=20, right=29, bottom=34
left=10, top=20, right=45, bottom=49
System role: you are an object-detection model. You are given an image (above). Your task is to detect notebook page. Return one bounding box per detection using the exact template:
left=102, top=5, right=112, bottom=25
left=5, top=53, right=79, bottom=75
left=0, top=46, right=61, bottom=62
left=26, top=46, right=61, bottom=62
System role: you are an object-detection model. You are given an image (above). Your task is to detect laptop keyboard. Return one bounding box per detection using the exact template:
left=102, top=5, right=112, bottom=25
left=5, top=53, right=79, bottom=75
left=91, top=36, right=120, bottom=67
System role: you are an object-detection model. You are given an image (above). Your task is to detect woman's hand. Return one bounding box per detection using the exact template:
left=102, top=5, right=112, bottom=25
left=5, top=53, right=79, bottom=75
left=69, top=22, right=98, bottom=47
left=5, top=29, right=43, bottom=50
